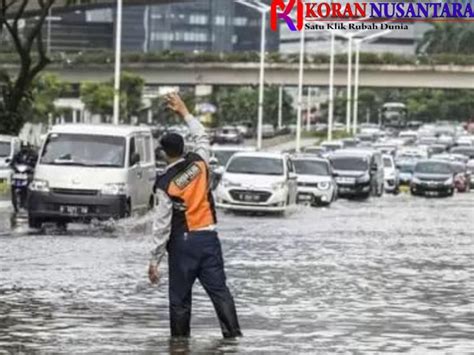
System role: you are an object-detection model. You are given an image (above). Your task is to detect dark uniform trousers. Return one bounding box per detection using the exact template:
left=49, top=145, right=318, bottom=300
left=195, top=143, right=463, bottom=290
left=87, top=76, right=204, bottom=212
left=168, top=230, right=242, bottom=338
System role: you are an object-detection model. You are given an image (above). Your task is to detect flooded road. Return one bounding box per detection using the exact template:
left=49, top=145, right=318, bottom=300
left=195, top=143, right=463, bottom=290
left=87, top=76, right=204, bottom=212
left=0, top=194, right=473, bottom=354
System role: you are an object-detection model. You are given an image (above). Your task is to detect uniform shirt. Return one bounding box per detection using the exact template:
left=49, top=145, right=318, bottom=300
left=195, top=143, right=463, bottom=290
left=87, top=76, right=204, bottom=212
left=150, top=115, right=214, bottom=265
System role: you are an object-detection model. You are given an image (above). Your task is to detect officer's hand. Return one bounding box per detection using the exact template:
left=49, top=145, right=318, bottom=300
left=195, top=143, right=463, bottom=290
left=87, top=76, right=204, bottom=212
left=148, top=262, right=160, bottom=284
left=165, top=93, right=190, bottom=119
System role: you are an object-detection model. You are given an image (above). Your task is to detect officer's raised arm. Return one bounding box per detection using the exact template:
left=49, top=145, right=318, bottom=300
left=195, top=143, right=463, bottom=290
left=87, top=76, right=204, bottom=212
left=166, top=93, right=210, bottom=165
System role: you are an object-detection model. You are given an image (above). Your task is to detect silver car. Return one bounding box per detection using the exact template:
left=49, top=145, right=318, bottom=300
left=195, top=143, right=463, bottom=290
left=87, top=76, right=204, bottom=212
left=293, top=156, right=338, bottom=207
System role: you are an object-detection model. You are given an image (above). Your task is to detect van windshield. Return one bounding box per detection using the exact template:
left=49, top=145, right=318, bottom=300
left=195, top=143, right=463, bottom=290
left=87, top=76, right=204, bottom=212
left=41, top=133, right=126, bottom=168
left=0, top=142, right=11, bottom=157
left=331, top=157, right=369, bottom=171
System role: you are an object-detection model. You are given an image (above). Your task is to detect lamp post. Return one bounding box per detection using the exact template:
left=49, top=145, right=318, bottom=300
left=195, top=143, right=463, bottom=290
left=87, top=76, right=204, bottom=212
left=112, top=0, right=123, bottom=125
left=278, top=85, right=283, bottom=130
left=327, top=31, right=335, bottom=141
left=296, top=24, right=305, bottom=153
left=352, top=29, right=392, bottom=135
left=235, top=0, right=270, bottom=150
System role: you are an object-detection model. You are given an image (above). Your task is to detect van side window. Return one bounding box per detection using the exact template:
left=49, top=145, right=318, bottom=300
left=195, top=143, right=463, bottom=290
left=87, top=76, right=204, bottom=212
left=129, top=137, right=136, bottom=167
left=135, top=136, right=146, bottom=164
left=144, top=136, right=152, bottom=163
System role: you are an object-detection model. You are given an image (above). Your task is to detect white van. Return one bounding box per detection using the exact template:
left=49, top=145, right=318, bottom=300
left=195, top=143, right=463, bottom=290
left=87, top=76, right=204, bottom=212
left=0, top=135, right=21, bottom=188
left=28, top=124, right=156, bottom=228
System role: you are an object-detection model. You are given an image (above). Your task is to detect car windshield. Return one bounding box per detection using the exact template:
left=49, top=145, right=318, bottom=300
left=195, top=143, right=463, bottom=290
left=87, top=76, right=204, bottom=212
left=451, top=147, right=474, bottom=158
left=0, top=142, right=11, bottom=157
left=331, top=157, right=368, bottom=171
left=227, top=157, right=284, bottom=176
left=323, top=144, right=341, bottom=151
left=294, top=160, right=330, bottom=176
left=415, top=162, right=452, bottom=174
left=383, top=157, right=393, bottom=168
left=213, top=150, right=239, bottom=166
left=40, top=133, right=126, bottom=168
left=398, top=163, right=415, bottom=173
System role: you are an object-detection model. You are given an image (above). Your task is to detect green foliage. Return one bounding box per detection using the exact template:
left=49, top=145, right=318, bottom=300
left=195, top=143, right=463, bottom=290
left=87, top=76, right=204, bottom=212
left=79, top=71, right=144, bottom=123
left=211, top=86, right=294, bottom=128
left=30, top=73, right=70, bottom=123
left=417, top=23, right=474, bottom=55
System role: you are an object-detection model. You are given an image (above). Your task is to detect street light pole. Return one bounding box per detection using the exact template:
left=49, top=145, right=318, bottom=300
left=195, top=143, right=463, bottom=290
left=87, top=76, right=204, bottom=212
left=306, top=87, right=312, bottom=132
left=278, top=85, right=283, bottom=130
left=257, top=10, right=266, bottom=150
left=296, top=24, right=305, bottom=153
left=327, top=32, right=335, bottom=141
left=353, top=40, right=361, bottom=135
left=47, top=8, right=52, bottom=55
left=345, top=36, right=353, bottom=134
left=113, top=0, right=123, bottom=125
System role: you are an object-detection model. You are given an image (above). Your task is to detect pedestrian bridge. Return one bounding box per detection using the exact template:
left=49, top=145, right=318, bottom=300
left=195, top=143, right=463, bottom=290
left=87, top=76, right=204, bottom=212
left=38, top=62, right=474, bottom=89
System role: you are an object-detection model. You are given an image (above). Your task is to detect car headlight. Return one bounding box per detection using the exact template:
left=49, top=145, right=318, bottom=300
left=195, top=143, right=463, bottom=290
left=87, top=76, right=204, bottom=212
left=318, top=182, right=330, bottom=190
left=221, top=178, right=241, bottom=188
left=444, top=177, right=454, bottom=186
left=101, top=183, right=128, bottom=195
left=29, top=179, right=50, bottom=192
left=411, top=177, right=421, bottom=184
left=357, top=173, right=370, bottom=183
left=272, top=181, right=286, bottom=190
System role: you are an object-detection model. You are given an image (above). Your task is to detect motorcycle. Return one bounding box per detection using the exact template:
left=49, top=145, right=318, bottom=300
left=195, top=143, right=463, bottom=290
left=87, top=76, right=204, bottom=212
left=11, top=163, right=34, bottom=213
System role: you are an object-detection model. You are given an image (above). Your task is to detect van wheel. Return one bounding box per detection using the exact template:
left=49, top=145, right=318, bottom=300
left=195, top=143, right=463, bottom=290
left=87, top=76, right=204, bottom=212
left=148, top=196, right=155, bottom=211
left=124, top=200, right=132, bottom=218
left=28, top=216, right=42, bottom=229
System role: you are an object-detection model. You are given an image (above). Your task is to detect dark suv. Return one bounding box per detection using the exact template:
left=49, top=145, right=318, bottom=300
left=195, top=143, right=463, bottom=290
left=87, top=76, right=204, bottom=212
left=410, top=160, right=455, bottom=197
left=330, top=149, right=384, bottom=199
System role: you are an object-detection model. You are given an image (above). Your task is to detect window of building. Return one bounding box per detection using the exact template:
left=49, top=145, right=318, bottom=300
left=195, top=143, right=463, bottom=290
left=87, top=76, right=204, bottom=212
left=151, top=32, right=173, bottom=41
left=189, top=14, right=208, bottom=25
left=234, top=17, right=248, bottom=26
left=215, top=16, right=226, bottom=26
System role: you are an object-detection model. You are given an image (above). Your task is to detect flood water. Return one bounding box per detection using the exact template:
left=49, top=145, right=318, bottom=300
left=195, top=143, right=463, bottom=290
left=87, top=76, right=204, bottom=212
left=0, top=194, right=473, bottom=354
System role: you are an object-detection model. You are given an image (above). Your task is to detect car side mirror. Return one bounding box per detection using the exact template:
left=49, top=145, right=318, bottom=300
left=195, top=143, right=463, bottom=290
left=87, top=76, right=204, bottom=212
left=332, top=172, right=339, bottom=178
left=5, top=158, right=11, bottom=164
left=130, top=153, right=141, bottom=167
left=209, top=157, right=219, bottom=168
left=214, top=166, right=225, bottom=176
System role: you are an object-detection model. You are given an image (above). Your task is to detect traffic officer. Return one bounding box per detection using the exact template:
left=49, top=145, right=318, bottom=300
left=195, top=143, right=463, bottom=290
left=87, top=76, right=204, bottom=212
left=149, top=93, right=242, bottom=339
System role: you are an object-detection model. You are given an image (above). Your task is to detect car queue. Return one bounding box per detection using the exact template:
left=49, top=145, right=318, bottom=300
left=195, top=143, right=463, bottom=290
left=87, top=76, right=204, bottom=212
left=1, top=121, right=473, bottom=229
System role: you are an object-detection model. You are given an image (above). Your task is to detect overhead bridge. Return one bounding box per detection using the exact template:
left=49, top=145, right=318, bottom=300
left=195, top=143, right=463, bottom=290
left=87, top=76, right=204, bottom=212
left=36, top=63, right=474, bottom=89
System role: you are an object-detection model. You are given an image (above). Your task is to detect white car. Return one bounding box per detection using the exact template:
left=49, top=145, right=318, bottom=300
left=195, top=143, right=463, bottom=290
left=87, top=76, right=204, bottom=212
left=28, top=124, right=156, bottom=229
left=383, top=154, right=400, bottom=194
left=216, top=152, right=297, bottom=212
left=0, top=135, right=21, bottom=190
left=292, top=156, right=337, bottom=206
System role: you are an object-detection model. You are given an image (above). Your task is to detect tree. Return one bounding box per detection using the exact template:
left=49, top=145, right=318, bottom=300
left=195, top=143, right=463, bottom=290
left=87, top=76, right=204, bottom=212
left=212, top=86, right=294, bottom=127
left=80, top=72, right=144, bottom=123
left=30, top=73, right=69, bottom=123
left=417, top=23, right=474, bottom=55
left=0, top=0, right=56, bottom=134
left=80, top=82, right=116, bottom=121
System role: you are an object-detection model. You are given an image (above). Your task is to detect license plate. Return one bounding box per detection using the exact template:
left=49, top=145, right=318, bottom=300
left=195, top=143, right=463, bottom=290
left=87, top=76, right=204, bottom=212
left=339, top=187, right=352, bottom=193
left=59, top=205, right=89, bottom=215
left=298, top=194, right=313, bottom=201
left=336, top=177, right=355, bottom=184
left=426, top=191, right=438, bottom=196
left=242, top=194, right=259, bottom=202
left=12, top=173, right=28, bottom=180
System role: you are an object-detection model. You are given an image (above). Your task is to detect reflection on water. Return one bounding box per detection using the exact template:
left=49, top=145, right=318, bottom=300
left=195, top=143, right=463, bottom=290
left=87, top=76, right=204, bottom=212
left=0, top=194, right=473, bottom=353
